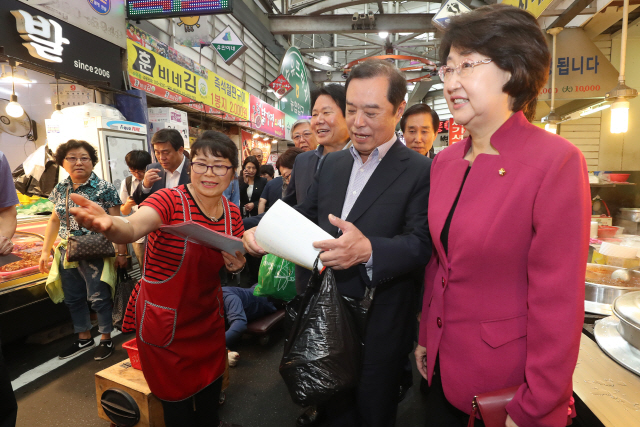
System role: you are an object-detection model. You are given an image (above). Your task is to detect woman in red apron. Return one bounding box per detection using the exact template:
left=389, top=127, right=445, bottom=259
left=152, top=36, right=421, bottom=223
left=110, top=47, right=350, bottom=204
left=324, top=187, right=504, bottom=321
left=70, top=131, right=245, bottom=427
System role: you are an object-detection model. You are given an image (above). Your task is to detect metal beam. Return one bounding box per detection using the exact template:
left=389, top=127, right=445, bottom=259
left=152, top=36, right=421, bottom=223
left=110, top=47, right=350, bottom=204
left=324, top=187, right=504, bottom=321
left=233, top=0, right=285, bottom=58
left=299, top=41, right=435, bottom=54
left=269, top=13, right=436, bottom=34
left=311, top=70, right=427, bottom=83
left=292, top=0, right=434, bottom=16
left=303, top=56, right=337, bottom=71
left=547, top=0, right=595, bottom=28
left=583, top=5, right=639, bottom=39
left=341, top=33, right=384, bottom=46
left=395, top=33, right=420, bottom=45
left=407, top=80, right=435, bottom=106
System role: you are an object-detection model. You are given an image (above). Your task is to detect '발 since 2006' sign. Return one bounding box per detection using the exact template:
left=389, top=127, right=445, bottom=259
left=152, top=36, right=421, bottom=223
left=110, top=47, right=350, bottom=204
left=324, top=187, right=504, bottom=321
left=1, top=1, right=122, bottom=88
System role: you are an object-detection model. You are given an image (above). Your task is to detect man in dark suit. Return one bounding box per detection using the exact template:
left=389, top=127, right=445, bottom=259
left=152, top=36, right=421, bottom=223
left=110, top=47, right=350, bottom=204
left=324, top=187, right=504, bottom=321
left=132, top=129, right=190, bottom=204
left=244, top=60, right=432, bottom=427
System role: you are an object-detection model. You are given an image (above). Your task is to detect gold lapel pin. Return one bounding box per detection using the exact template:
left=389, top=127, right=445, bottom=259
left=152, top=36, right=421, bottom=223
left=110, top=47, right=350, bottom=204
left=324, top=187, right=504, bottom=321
left=499, top=168, right=506, bottom=176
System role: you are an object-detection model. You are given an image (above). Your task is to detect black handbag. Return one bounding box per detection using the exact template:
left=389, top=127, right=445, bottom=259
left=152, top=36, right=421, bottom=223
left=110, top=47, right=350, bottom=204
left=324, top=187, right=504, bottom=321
left=65, top=187, right=115, bottom=262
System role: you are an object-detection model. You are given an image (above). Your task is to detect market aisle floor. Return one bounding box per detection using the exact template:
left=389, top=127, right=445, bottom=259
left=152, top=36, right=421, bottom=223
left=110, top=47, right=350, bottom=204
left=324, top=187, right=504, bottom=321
left=6, top=328, right=427, bottom=427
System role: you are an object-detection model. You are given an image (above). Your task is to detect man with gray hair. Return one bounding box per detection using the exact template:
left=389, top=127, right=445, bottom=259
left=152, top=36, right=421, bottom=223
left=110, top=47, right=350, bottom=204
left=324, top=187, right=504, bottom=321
left=291, top=119, right=317, bottom=152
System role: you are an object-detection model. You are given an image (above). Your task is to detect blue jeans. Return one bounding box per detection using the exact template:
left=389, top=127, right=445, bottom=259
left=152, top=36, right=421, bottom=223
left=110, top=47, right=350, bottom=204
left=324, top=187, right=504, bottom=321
left=59, top=247, right=113, bottom=335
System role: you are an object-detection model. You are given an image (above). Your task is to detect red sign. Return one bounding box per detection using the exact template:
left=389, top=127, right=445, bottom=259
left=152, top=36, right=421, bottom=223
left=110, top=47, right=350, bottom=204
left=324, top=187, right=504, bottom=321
left=268, top=74, right=293, bottom=100
left=448, top=118, right=467, bottom=145
left=250, top=95, right=285, bottom=139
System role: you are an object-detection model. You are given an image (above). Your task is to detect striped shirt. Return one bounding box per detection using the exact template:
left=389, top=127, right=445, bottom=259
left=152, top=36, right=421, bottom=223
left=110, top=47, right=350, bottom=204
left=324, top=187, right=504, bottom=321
left=141, top=184, right=244, bottom=283
left=121, top=185, right=243, bottom=332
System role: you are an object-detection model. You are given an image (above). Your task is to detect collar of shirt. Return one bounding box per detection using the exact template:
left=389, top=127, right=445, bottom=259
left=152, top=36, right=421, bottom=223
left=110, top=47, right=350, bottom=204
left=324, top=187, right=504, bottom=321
left=64, top=172, right=99, bottom=190
left=348, top=135, right=396, bottom=166
left=169, top=155, right=186, bottom=175
left=315, top=140, right=353, bottom=159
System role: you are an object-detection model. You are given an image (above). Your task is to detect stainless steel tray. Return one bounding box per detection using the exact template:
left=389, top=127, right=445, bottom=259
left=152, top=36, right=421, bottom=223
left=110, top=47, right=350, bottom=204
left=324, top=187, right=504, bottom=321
left=619, top=208, right=640, bottom=223
left=594, top=316, right=640, bottom=377
left=585, top=300, right=613, bottom=316
left=585, top=264, right=640, bottom=308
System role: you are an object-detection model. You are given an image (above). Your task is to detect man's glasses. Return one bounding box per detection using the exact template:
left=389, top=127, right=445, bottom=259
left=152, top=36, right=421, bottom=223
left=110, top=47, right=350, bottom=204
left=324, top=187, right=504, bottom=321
left=191, top=162, right=233, bottom=176
left=438, top=59, right=492, bottom=82
left=292, top=131, right=313, bottom=141
left=65, top=157, right=92, bottom=164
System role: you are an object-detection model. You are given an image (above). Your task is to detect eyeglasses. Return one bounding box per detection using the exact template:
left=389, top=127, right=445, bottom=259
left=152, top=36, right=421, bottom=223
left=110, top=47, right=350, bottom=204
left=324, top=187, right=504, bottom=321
left=292, top=131, right=313, bottom=141
left=129, top=169, right=145, bottom=176
left=438, top=59, right=493, bottom=82
left=65, top=156, right=92, bottom=164
left=191, top=162, right=233, bottom=176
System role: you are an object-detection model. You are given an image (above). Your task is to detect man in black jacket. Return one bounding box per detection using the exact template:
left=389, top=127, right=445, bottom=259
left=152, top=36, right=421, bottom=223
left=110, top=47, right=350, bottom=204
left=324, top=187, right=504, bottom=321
left=132, top=129, right=190, bottom=204
left=244, top=60, right=432, bottom=427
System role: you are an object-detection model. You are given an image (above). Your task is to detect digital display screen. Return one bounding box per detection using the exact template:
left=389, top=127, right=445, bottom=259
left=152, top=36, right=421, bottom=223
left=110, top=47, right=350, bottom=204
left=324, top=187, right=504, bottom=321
left=126, top=0, right=232, bottom=19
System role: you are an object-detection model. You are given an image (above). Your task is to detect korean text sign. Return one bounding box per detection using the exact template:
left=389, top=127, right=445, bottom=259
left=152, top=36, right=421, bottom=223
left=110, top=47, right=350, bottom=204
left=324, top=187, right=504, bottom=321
left=127, top=39, right=249, bottom=121
left=250, top=95, right=285, bottom=139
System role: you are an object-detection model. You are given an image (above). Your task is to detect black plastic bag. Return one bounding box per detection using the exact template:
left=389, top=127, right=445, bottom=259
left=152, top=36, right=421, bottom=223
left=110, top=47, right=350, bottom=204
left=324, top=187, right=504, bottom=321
left=112, top=268, right=137, bottom=332
left=279, top=262, right=362, bottom=407
left=12, top=147, right=58, bottom=197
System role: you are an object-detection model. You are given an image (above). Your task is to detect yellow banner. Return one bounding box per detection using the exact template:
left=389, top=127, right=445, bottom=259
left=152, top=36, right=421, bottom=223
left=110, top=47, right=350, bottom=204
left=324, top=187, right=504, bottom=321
left=127, top=39, right=249, bottom=121
left=501, top=0, right=553, bottom=19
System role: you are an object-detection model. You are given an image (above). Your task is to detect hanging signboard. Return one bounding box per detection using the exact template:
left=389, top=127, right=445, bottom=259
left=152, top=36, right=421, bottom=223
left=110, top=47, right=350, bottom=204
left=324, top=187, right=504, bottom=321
left=126, top=0, right=233, bottom=19
left=284, top=114, right=297, bottom=141
left=18, top=0, right=126, bottom=48
left=269, top=74, right=293, bottom=100
left=501, top=0, right=554, bottom=19
left=212, top=25, right=247, bottom=65
left=250, top=95, right=285, bottom=139
left=278, top=47, right=313, bottom=119
left=448, top=118, right=466, bottom=145
left=432, top=0, right=472, bottom=30
left=1, top=1, right=123, bottom=88
left=127, top=38, right=250, bottom=121
left=538, top=29, right=619, bottom=101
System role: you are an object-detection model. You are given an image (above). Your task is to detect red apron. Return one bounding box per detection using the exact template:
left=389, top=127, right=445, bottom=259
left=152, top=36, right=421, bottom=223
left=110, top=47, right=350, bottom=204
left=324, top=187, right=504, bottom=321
left=135, top=188, right=232, bottom=402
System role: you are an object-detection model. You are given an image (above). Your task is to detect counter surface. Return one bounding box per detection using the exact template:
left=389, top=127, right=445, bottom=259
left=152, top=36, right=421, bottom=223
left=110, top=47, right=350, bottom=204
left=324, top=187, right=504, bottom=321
left=574, top=333, right=640, bottom=426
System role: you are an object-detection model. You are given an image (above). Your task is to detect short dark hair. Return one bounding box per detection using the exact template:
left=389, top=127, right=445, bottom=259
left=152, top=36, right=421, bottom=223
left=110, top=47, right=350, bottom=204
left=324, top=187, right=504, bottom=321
left=55, top=140, right=98, bottom=167
left=311, top=84, right=346, bottom=116
left=276, top=147, right=303, bottom=170
left=124, top=150, right=152, bottom=171
left=260, top=164, right=275, bottom=178
left=191, top=130, right=239, bottom=170
left=345, top=59, right=407, bottom=111
left=151, top=128, right=184, bottom=151
left=400, top=104, right=440, bottom=133
left=439, top=4, right=550, bottom=121
left=242, top=156, right=261, bottom=177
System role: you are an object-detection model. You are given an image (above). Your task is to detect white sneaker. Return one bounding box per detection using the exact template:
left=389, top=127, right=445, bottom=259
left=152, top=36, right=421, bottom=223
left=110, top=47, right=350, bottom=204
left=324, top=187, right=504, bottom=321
left=228, top=351, right=239, bottom=367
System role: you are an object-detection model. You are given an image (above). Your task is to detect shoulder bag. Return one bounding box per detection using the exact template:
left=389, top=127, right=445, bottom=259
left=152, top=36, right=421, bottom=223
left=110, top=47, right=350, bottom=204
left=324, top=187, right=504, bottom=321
left=65, top=186, right=115, bottom=262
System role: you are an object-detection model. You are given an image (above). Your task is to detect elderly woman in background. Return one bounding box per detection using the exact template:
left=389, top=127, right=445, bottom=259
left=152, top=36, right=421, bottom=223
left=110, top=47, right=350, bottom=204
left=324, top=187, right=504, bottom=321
left=69, top=131, right=244, bottom=427
left=39, top=140, right=127, bottom=361
left=415, top=5, right=590, bottom=427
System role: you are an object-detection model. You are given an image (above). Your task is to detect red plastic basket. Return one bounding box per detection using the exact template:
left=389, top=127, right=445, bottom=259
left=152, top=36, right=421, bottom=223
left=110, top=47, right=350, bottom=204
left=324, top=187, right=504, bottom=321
left=122, top=338, right=142, bottom=370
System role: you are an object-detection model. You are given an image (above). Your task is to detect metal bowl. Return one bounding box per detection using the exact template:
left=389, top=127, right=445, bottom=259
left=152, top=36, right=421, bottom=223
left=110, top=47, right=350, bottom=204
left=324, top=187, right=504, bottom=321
left=613, top=291, right=640, bottom=350
left=585, top=264, right=640, bottom=314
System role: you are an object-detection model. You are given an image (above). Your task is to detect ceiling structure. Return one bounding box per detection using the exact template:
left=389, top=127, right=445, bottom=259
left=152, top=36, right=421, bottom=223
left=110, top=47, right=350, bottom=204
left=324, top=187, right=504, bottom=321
left=252, top=0, right=638, bottom=120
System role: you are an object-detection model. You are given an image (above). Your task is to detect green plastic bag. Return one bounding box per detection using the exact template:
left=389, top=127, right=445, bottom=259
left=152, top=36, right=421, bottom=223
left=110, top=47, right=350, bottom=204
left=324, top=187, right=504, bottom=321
left=255, top=254, right=296, bottom=301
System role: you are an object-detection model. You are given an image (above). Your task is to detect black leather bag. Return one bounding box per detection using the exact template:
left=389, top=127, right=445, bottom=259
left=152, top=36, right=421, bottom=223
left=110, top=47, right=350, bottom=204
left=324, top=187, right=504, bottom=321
left=65, top=187, right=115, bottom=262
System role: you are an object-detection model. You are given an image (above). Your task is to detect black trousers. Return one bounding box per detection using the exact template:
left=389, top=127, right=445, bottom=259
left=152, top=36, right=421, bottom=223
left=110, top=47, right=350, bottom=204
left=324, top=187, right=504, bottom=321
left=424, top=359, right=484, bottom=427
left=325, top=357, right=405, bottom=427
left=160, top=377, right=222, bottom=427
left=0, top=337, right=17, bottom=427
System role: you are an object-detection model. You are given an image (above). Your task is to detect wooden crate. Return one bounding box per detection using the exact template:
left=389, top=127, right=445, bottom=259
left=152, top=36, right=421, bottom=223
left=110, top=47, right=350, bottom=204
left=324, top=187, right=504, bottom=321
left=95, top=359, right=165, bottom=427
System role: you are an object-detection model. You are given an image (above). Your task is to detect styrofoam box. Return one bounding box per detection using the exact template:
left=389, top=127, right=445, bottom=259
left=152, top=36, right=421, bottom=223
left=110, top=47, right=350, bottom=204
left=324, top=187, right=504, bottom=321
left=148, top=107, right=188, bottom=125
left=148, top=122, right=190, bottom=149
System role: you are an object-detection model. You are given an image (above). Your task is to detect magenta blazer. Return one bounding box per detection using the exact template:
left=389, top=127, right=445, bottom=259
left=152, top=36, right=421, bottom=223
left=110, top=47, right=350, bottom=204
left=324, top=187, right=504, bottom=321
left=419, top=112, right=590, bottom=426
